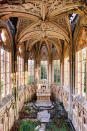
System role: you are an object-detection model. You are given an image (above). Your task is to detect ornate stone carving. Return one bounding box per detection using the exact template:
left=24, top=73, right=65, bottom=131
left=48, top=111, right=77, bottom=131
left=0, top=0, right=86, bottom=59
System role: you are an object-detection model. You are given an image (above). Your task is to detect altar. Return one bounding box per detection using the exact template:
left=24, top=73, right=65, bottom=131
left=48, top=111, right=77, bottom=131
left=36, top=81, right=51, bottom=101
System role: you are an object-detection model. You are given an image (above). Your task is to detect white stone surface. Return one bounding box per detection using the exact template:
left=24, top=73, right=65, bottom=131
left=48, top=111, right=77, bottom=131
left=37, top=110, right=50, bottom=123
left=39, top=124, right=45, bottom=131
left=35, top=101, right=52, bottom=107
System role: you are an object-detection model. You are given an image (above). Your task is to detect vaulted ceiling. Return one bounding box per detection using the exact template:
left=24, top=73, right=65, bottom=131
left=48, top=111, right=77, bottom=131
left=0, top=0, right=87, bottom=59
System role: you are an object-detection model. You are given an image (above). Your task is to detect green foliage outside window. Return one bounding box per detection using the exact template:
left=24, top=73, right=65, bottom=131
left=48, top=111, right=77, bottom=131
left=1, top=81, right=4, bottom=94
left=54, top=66, right=60, bottom=84
left=27, top=76, right=34, bottom=84
left=41, top=64, right=47, bottom=79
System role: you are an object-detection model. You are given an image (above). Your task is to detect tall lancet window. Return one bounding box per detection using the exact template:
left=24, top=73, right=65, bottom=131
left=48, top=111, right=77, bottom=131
left=76, top=48, right=86, bottom=96
left=28, top=59, right=34, bottom=84
left=41, top=61, right=48, bottom=80
left=0, top=48, right=11, bottom=98
left=64, top=57, right=69, bottom=87
left=17, top=56, right=24, bottom=87
left=0, top=29, right=11, bottom=98
left=53, top=60, right=60, bottom=83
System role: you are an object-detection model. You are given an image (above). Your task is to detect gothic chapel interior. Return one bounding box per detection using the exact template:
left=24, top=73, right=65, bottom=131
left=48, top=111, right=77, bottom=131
left=0, top=0, right=87, bottom=131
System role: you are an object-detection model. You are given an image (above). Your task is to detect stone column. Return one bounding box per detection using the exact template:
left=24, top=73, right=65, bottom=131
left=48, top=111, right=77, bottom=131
left=49, top=63, right=52, bottom=86
left=60, top=42, right=64, bottom=87
left=13, top=47, right=19, bottom=120
left=12, top=44, right=17, bottom=99
left=72, top=45, right=75, bottom=95
left=37, top=62, right=40, bottom=84
left=35, top=59, right=40, bottom=86
left=49, top=58, right=52, bottom=87
left=68, top=45, right=73, bottom=120
left=34, top=60, right=37, bottom=85
left=52, top=59, right=54, bottom=84
left=24, top=43, right=28, bottom=86
left=61, top=57, right=64, bottom=87
left=25, top=62, right=28, bottom=85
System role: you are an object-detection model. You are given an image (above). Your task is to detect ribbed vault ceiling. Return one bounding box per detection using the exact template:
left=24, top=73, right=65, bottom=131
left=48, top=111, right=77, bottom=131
left=0, top=0, right=86, bottom=58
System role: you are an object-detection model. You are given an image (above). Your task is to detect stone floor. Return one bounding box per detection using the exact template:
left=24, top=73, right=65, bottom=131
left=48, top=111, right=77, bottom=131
left=10, top=100, right=75, bottom=131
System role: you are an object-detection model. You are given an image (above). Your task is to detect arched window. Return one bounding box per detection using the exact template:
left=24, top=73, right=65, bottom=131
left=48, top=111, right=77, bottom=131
left=0, top=29, right=11, bottom=98
left=64, top=57, right=69, bottom=88
left=17, top=56, right=24, bottom=87
left=53, top=60, right=60, bottom=84
left=28, top=59, right=34, bottom=84
left=76, top=48, right=86, bottom=96
left=76, top=28, right=87, bottom=97
left=41, top=61, right=48, bottom=80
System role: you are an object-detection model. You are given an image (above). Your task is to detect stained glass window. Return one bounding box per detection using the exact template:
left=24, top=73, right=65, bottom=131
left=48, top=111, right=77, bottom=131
left=28, top=59, right=34, bottom=84
left=41, top=61, right=47, bottom=80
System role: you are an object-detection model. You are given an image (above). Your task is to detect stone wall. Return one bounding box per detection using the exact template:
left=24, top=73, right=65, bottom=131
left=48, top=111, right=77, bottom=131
left=72, top=95, right=87, bottom=131
left=51, top=85, right=87, bottom=131
left=51, top=84, right=69, bottom=112
left=0, top=85, right=36, bottom=131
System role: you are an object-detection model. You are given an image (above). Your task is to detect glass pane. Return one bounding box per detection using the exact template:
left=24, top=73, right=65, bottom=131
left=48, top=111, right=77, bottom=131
left=53, top=60, right=60, bottom=83
left=41, top=61, right=47, bottom=80
left=28, top=59, right=34, bottom=84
